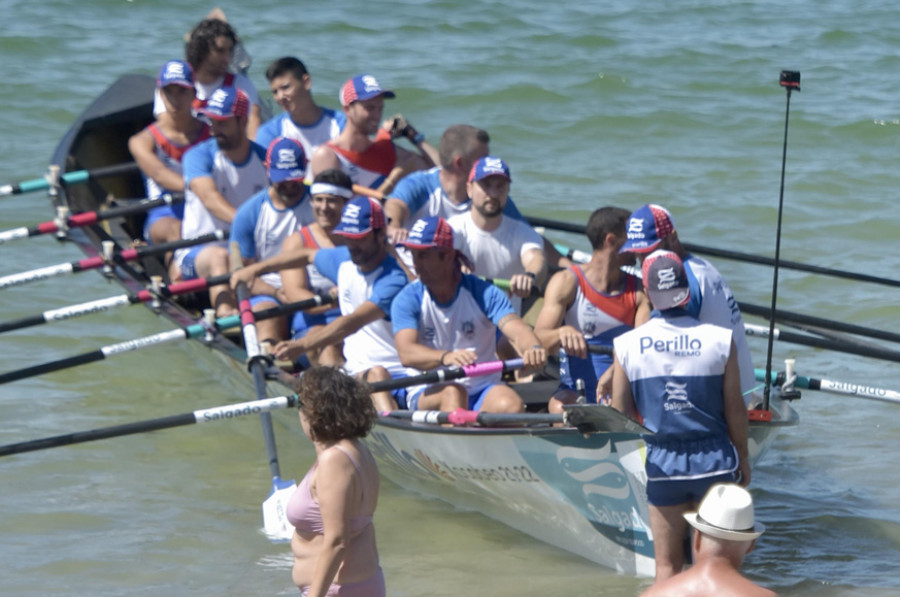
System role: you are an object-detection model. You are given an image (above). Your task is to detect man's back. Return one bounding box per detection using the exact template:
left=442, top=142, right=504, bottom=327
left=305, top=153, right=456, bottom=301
left=640, top=558, right=777, bottom=597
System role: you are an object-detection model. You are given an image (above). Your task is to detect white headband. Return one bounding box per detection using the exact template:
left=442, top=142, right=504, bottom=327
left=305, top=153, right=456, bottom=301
left=310, top=183, right=354, bottom=199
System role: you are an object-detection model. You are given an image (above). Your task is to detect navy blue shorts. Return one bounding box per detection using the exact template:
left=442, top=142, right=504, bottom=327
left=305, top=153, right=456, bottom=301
left=646, top=471, right=737, bottom=507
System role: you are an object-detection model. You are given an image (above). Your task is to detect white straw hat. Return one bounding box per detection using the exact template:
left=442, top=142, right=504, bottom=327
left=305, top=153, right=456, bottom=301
left=683, top=484, right=765, bottom=541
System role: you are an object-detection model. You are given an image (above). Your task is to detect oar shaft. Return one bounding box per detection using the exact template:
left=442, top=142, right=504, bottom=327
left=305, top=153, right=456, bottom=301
left=368, top=358, right=525, bottom=393
left=0, top=232, right=224, bottom=290
left=755, top=369, right=900, bottom=404
left=739, top=302, right=900, bottom=346
left=526, top=215, right=900, bottom=289
left=0, top=162, right=139, bottom=197
left=0, top=395, right=295, bottom=457
left=383, top=408, right=563, bottom=427
left=745, top=323, right=900, bottom=364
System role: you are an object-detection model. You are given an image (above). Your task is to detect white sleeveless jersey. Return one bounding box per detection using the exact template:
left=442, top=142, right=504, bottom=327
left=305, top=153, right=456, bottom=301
left=683, top=255, right=756, bottom=400
left=255, top=109, right=345, bottom=179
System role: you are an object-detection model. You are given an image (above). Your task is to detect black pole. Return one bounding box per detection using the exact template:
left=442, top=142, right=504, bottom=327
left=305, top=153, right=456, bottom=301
left=763, top=71, right=800, bottom=410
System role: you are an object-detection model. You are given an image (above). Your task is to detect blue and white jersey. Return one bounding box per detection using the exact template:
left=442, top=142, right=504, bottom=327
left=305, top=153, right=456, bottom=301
left=255, top=109, right=345, bottom=178
left=391, top=167, right=525, bottom=229
left=314, top=249, right=409, bottom=376
left=230, top=188, right=315, bottom=289
left=153, top=72, right=260, bottom=116
left=613, top=311, right=738, bottom=481
left=391, top=274, right=515, bottom=394
left=175, top=139, right=267, bottom=267
left=683, top=254, right=756, bottom=400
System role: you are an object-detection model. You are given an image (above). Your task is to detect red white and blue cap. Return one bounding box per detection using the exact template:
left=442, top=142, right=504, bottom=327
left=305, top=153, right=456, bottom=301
left=339, top=74, right=395, bottom=106
left=468, top=156, right=511, bottom=183
left=333, top=196, right=386, bottom=238
left=620, top=203, right=676, bottom=254
left=398, top=216, right=454, bottom=250
left=266, top=137, right=307, bottom=184
left=157, top=60, right=194, bottom=89
left=642, top=249, right=690, bottom=310
left=198, top=86, right=250, bottom=120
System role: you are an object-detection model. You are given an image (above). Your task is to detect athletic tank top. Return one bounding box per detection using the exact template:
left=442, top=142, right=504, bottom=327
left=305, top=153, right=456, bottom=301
left=299, top=226, right=336, bottom=295
left=559, top=267, right=639, bottom=402
left=191, top=73, right=235, bottom=111
left=143, top=123, right=210, bottom=201
left=325, top=129, right=396, bottom=189
left=286, top=444, right=374, bottom=535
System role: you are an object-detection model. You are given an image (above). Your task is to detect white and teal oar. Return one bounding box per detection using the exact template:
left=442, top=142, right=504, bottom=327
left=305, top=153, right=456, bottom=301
left=755, top=368, right=900, bottom=405
left=0, top=162, right=138, bottom=197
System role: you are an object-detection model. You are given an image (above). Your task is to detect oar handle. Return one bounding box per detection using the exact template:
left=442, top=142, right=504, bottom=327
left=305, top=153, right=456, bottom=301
left=368, top=358, right=525, bottom=394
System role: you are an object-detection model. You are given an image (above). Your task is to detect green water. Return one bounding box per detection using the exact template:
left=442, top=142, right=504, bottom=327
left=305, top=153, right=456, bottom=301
left=1, top=1, right=899, bottom=595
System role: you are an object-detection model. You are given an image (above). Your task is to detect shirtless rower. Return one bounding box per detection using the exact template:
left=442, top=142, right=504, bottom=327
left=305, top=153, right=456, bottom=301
left=231, top=197, right=412, bottom=411
left=255, top=56, right=345, bottom=176
left=175, top=86, right=267, bottom=316
left=391, top=216, right=547, bottom=413
left=309, top=74, right=437, bottom=195
left=128, top=60, right=210, bottom=277
left=534, top=206, right=651, bottom=411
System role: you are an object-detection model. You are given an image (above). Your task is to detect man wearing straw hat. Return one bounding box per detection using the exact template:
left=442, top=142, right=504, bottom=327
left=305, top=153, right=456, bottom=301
left=611, top=249, right=750, bottom=581
left=641, top=483, right=775, bottom=597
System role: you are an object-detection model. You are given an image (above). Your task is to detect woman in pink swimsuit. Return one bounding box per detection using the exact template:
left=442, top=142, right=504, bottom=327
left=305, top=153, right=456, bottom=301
left=288, top=367, right=385, bottom=597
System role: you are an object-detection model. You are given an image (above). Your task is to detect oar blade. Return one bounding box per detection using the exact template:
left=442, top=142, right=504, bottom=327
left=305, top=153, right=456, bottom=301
left=261, top=476, right=297, bottom=541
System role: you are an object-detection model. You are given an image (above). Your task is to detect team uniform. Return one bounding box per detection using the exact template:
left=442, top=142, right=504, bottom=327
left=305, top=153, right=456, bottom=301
left=153, top=72, right=260, bottom=117
left=391, top=274, right=515, bottom=410
left=255, top=109, right=345, bottom=178
left=139, top=122, right=211, bottom=240
left=447, top=212, right=544, bottom=313
left=174, top=139, right=267, bottom=278
left=683, top=254, right=757, bottom=401
left=613, top=311, right=739, bottom=505
left=290, top=226, right=342, bottom=339
left=230, top=188, right=314, bottom=292
left=326, top=129, right=396, bottom=190
left=390, top=167, right=525, bottom=228
left=558, top=267, right=640, bottom=403
left=312, top=248, right=409, bottom=379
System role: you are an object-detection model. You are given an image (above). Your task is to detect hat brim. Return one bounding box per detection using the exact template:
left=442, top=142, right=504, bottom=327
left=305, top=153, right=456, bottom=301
left=397, top=241, right=450, bottom=250
left=684, top=512, right=765, bottom=541
left=269, top=171, right=306, bottom=184
left=159, top=81, right=194, bottom=89
left=198, top=111, right=237, bottom=121
left=619, top=239, right=662, bottom=254
left=333, top=228, right=373, bottom=239
left=648, top=287, right=690, bottom=311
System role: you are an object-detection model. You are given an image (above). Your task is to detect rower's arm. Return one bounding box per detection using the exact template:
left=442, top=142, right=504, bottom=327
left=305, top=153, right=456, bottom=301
left=128, top=129, right=185, bottom=193
left=289, top=301, right=386, bottom=355
left=246, top=104, right=261, bottom=141
left=190, top=176, right=238, bottom=223
left=533, top=269, right=578, bottom=352
left=723, top=341, right=751, bottom=485
left=610, top=357, right=640, bottom=421
left=497, top=313, right=547, bottom=371
left=309, top=146, right=342, bottom=181
left=384, top=198, right=411, bottom=242
left=229, top=245, right=318, bottom=289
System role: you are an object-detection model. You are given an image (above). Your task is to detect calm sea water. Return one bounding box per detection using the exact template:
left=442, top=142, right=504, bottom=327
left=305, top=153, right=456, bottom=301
left=1, top=1, right=899, bottom=595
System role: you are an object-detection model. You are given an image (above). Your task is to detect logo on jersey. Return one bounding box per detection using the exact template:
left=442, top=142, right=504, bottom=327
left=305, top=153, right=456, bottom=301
left=461, top=320, right=475, bottom=339
left=422, top=327, right=436, bottom=342
left=639, top=334, right=701, bottom=357
left=663, top=381, right=694, bottom=411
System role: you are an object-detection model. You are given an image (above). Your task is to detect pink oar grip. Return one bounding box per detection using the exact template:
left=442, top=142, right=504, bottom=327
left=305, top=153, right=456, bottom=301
left=447, top=408, right=479, bottom=426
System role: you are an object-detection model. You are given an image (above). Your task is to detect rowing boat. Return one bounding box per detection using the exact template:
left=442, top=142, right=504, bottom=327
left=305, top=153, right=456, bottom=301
left=43, top=73, right=799, bottom=576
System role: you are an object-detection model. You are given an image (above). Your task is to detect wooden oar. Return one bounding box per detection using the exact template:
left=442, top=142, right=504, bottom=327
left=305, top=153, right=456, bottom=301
left=0, top=273, right=233, bottom=334
left=0, top=194, right=183, bottom=245
left=0, top=162, right=138, bottom=197
left=744, top=323, right=900, bottom=364
left=0, top=296, right=333, bottom=386
left=230, top=244, right=295, bottom=541
left=0, top=395, right=297, bottom=457
left=527, top=215, right=900, bottom=289
left=0, top=231, right=225, bottom=290
left=755, top=368, right=900, bottom=405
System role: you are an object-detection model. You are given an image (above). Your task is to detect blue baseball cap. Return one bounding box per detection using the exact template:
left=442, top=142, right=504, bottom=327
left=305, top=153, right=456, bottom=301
left=266, top=137, right=307, bottom=184
left=620, top=203, right=676, bottom=254
left=468, top=156, right=511, bottom=183
left=398, top=216, right=454, bottom=250
left=157, top=60, right=194, bottom=89
left=333, top=197, right=386, bottom=238
left=339, top=74, right=395, bottom=106
left=198, top=86, right=250, bottom=121
left=642, top=249, right=690, bottom=310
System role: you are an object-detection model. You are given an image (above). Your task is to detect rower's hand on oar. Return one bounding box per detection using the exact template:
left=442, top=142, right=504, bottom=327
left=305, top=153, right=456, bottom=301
left=230, top=264, right=260, bottom=289
left=508, top=272, right=536, bottom=298
left=522, top=345, right=547, bottom=373
left=558, top=326, right=588, bottom=359
left=387, top=224, right=409, bottom=244
left=595, top=367, right=613, bottom=406
left=442, top=349, right=478, bottom=368
left=273, top=339, right=306, bottom=362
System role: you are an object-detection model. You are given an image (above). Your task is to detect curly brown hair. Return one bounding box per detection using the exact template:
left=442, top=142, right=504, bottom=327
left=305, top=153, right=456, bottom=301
left=293, top=367, right=377, bottom=442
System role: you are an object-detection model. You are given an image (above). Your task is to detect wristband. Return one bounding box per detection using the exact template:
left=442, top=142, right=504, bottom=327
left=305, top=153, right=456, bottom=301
left=411, top=131, right=425, bottom=144
left=440, top=351, right=450, bottom=366
left=524, top=272, right=536, bottom=281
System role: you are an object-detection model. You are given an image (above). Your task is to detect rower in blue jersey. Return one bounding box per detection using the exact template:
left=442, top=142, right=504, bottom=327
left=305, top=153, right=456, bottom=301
left=175, top=86, right=267, bottom=316
left=390, top=216, right=547, bottom=413
left=619, top=203, right=758, bottom=405
left=230, top=197, right=412, bottom=411
left=230, top=136, right=311, bottom=341
left=255, top=57, right=345, bottom=180
left=611, top=249, right=750, bottom=583
left=534, top=207, right=651, bottom=411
